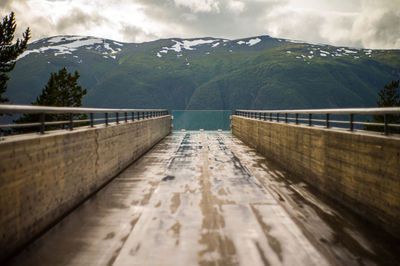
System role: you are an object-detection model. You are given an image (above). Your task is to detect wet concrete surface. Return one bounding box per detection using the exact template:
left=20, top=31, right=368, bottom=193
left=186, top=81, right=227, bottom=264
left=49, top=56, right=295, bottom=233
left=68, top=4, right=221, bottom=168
left=7, top=132, right=400, bottom=266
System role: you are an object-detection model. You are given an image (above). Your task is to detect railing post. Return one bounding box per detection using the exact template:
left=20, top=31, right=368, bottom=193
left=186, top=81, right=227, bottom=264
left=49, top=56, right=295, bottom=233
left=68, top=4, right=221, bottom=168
left=384, top=114, right=389, bottom=135
left=308, top=114, right=312, bottom=126
left=277, top=113, right=279, bottom=122
left=40, top=113, right=45, bottom=134
left=349, top=114, right=353, bottom=131
left=90, top=113, right=94, bottom=127
left=295, top=113, right=298, bottom=125
left=69, top=113, right=73, bottom=131
left=125, top=112, right=128, bottom=123
left=269, top=113, right=272, bottom=121
left=264, top=112, right=266, bottom=121
left=132, top=112, right=134, bottom=121
left=105, top=113, right=108, bottom=126
left=326, top=113, right=330, bottom=128
left=285, top=113, right=288, bottom=123
left=116, top=112, right=119, bottom=124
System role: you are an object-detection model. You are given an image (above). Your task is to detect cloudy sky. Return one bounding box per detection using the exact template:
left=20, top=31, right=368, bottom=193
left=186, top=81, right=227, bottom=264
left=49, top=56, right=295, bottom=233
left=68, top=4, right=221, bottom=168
left=1, top=0, right=399, bottom=49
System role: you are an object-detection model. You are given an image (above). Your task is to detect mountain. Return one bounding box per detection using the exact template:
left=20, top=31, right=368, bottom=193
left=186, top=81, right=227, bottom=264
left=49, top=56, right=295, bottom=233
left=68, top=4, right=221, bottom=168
left=5, top=35, right=400, bottom=110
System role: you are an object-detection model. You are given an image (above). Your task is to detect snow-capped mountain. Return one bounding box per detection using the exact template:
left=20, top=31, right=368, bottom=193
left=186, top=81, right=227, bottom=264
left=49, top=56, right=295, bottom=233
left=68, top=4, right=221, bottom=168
left=19, top=34, right=374, bottom=63
left=7, top=34, right=400, bottom=110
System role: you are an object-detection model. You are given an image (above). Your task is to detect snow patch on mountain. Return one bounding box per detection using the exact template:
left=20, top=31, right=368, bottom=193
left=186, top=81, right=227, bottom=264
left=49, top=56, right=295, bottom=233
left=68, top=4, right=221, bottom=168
left=157, top=39, right=219, bottom=57
left=18, top=36, right=123, bottom=60
left=290, top=45, right=368, bottom=62
left=247, top=38, right=261, bottom=46
left=236, top=38, right=261, bottom=46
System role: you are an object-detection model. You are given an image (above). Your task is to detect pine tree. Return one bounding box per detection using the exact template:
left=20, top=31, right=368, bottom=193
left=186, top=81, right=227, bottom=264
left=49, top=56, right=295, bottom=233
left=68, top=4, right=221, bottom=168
left=35, top=67, right=87, bottom=107
left=377, top=80, right=400, bottom=107
left=0, top=12, right=30, bottom=103
left=365, top=80, right=400, bottom=133
left=15, top=67, right=87, bottom=132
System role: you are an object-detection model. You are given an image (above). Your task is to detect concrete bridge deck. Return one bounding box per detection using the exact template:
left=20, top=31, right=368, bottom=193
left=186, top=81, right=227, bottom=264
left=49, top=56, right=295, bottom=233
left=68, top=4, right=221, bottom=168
left=7, top=132, right=399, bottom=266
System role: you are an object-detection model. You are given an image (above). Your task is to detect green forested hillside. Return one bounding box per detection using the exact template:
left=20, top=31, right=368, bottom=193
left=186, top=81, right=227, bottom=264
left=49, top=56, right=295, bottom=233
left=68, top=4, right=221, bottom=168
left=5, top=35, right=400, bottom=110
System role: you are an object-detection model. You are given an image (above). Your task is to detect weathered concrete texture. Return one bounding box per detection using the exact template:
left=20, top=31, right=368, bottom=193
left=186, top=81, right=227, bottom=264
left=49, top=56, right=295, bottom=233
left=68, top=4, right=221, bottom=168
left=6, top=132, right=399, bottom=266
left=231, top=116, right=400, bottom=238
left=0, top=116, right=171, bottom=261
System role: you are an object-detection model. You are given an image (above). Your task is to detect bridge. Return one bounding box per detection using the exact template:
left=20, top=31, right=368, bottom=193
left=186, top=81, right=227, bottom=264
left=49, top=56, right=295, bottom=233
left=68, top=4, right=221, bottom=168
left=0, top=105, right=399, bottom=265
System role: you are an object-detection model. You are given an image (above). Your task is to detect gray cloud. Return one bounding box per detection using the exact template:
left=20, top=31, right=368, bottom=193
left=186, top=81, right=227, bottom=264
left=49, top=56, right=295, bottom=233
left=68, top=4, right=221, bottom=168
left=351, top=0, right=400, bottom=48
left=121, top=24, right=158, bottom=42
left=1, top=0, right=399, bottom=49
left=135, top=0, right=286, bottom=39
left=55, top=8, right=109, bottom=32
left=0, top=0, right=13, bottom=9
left=372, top=10, right=400, bottom=47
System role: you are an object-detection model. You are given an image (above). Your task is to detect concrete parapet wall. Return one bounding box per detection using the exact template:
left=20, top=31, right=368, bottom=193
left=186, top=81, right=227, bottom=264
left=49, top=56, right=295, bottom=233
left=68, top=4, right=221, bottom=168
left=231, top=115, right=400, bottom=237
left=0, top=116, right=171, bottom=261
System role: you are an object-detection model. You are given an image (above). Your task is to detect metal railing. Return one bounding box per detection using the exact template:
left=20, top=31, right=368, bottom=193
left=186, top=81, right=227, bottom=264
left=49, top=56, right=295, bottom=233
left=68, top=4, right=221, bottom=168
left=235, top=107, right=400, bottom=135
left=0, top=104, right=169, bottom=134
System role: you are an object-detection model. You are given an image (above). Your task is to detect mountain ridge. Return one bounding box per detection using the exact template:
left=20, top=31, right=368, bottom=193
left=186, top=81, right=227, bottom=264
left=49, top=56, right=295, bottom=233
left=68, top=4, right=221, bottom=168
left=6, top=34, right=400, bottom=110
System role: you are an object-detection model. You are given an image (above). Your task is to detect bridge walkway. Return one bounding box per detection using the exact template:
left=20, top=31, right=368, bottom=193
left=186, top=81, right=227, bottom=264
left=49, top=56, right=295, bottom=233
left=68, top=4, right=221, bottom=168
left=7, top=132, right=398, bottom=266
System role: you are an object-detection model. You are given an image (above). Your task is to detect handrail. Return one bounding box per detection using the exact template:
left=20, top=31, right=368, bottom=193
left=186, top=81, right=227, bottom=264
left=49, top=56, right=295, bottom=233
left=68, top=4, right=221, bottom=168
left=0, top=104, right=169, bottom=135
left=236, top=107, right=400, bottom=115
left=235, top=107, right=400, bottom=135
left=0, top=104, right=167, bottom=114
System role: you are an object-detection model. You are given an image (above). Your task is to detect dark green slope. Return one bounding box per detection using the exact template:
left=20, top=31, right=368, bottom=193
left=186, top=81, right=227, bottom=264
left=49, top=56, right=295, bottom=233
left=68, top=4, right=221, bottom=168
left=5, top=35, right=400, bottom=110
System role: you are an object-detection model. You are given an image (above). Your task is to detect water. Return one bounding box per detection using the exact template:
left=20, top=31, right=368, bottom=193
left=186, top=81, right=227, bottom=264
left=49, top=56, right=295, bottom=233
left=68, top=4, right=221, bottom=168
left=171, top=110, right=232, bottom=131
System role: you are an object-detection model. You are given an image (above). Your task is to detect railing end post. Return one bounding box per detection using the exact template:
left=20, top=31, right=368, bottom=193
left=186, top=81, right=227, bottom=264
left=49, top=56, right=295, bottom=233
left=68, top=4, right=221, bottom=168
left=40, top=113, right=45, bottom=134
left=326, top=113, right=330, bottom=128
left=69, top=113, right=73, bottom=131
left=384, top=114, right=389, bottom=135
left=349, top=114, right=354, bottom=131
left=90, top=113, right=94, bottom=127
